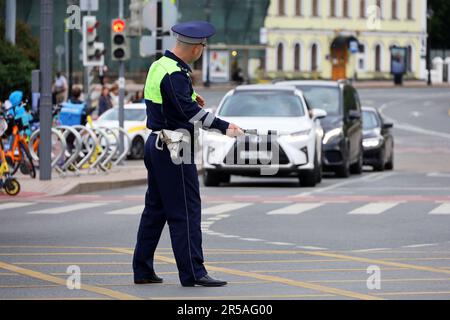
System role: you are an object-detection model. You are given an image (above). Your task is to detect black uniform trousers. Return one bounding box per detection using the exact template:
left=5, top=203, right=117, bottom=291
left=133, top=134, right=207, bottom=286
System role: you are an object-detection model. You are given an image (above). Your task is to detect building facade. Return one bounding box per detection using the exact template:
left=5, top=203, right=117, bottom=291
left=264, top=0, right=427, bottom=80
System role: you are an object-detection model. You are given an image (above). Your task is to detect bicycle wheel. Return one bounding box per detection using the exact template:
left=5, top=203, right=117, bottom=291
left=4, top=178, right=20, bottom=196
left=12, top=141, right=36, bottom=179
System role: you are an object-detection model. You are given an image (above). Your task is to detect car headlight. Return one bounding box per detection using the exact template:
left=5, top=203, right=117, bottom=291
left=363, top=138, right=383, bottom=148
left=323, top=128, right=343, bottom=145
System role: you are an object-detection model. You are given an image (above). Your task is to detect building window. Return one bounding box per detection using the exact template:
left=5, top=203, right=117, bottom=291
left=375, top=44, right=382, bottom=72
left=358, top=44, right=367, bottom=71
left=376, top=0, right=383, bottom=18
left=277, top=43, right=284, bottom=71
left=407, top=0, right=413, bottom=19
left=278, top=0, right=285, bottom=16
left=311, top=44, right=318, bottom=71
left=330, top=0, right=336, bottom=17
left=360, top=0, right=366, bottom=18
left=392, top=0, right=398, bottom=19
left=343, top=0, right=350, bottom=17
left=312, top=0, right=319, bottom=17
left=296, top=0, right=302, bottom=16
left=294, top=44, right=301, bottom=71
left=407, top=45, right=413, bottom=72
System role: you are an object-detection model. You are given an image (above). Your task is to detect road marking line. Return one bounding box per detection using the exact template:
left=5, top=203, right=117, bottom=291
left=296, top=250, right=450, bottom=276
left=28, top=203, right=107, bottom=215
left=207, top=259, right=340, bottom=265
left=311, top=278, right=450, bottom=284
left=430, top=203, right=450, bottom=215
left=267, top=242, right=295, bottom=246
left=0, top=252, right=124, bottom=256
left=239, top=238, right=265, bottom=242
left=203, top=203, right=253, bottom=215
left=150, top=294, right=336, bottom=300
left=251, top=268, right=406, bottom=273
left=105, top=205, right=144, bottom=215
left=267, top=203, right=324, bottom=215
left=348, top=202, right=400, bottom=215
left=352, top=248, right=391, bottom=252
left=403, top=244, right=438, bottom=248
left=0, top=261, right=140, bottom=300
left=297, top=246, right=328, bottom=251
left=109, top=248, right=383, bottom=300
left=0, top=202, right=35, bottom=210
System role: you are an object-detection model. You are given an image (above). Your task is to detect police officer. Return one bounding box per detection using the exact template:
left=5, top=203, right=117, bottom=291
left=133, top=21, right=243, bottom=287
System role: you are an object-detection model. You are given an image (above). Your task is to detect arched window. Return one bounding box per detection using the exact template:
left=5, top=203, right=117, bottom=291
left=343, top=0, right=349, bottom=17
left=294, top=44, right=301, bottom=71
left=360, top=0, right=366, bottom=18
left=296, top=0, right=302, bottom=16
left=278, top=0, right=285, bottom=16
left=330, top=0, right=336, bottom=17
left=277, top=43, right=284, bottom=71
left=311, top=44, right=318, bottom=71
left=312, top=0, right=319, bottom=17
left=375, top=45, right=382, bottom=72
left=407, top=0, right=413, bottom=19
left=392, top=0, right=398, bottom=19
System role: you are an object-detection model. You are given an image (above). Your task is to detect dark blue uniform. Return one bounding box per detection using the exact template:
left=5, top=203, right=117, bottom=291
left=133, top=49, right=229, bottom=286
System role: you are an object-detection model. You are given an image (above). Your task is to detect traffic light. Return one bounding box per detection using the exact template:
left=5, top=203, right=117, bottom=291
left=82, top=16, right=105, bottom=67
left=111, top=18, right=130, bottom=61
left=128, top=0, right=144, bottom=37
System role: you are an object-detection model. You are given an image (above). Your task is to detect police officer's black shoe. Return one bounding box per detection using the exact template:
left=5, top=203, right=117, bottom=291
left=183, top=275, right=227, bottom=287
left=134, top=271, right=163, bottom=284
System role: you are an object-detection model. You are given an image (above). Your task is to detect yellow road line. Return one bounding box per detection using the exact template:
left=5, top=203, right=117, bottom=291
left=251, top=267, right=406, bottom=273
left=0, top=273, right=19, bottom=276
left=295, top=250, right=450, bottom=276
left=108, top=248, right=383, bottom=301
left=310, top=277, right=450, bottom=284
left=51, top=271, right=178, bottom=276
left=375, top=291, right=450, bottom=297
left=0, top=252, right=124, bottom=256
left=13, top=262, right=166, bottom=266
left=150, top=294, right=336, bottom=300
left=0, top=261, right=141, bottom=300
left=207, top=259, right=340, bottom=265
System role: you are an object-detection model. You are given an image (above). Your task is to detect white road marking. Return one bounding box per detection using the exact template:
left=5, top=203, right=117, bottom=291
left=403, top=244, right=438, bottom=248
left=203, top=203, right=253, bottom=215
left=430, top=203, right=450, bottom=215
left=267, top=203, right=324, bottom=215
left=28, top=203, right=107, bottom=215
left=105, top=205, right=144, bottom=215
left=240, top=238, right=265, bottom=242
left=267, top=242, right=295, bottom=246
left=348, top=202, right=400, bottom=215
left=0, top=202, right=35, bottom=211
left=427, top=172, right=450, bottom=178
left=352, top=248, right=391, bottom=253
left=297, top=246, right=328, bottom=251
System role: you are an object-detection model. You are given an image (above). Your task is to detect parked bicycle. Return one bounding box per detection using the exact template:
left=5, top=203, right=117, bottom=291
left=0, top=110, right=21, bottom=196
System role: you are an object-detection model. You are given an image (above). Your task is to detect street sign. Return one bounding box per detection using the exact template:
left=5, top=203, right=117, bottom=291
left=140, top=36, right=156, bottom=57
left=349, top=41, right=359, bottom=54
left=143, top=0, right=178, bottom=31
left=80, top=0, right=99, bottom=12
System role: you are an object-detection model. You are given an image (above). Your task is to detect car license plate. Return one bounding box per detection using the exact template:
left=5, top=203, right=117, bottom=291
left=240, top=151, right=272, bottom=160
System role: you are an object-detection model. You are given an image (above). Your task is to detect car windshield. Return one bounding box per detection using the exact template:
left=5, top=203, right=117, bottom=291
left=363, top=111, right=380, bottom=130
left=218, top=91, right=305, bottom=117
left=99, top=108, right=146, bottom=122
left=295, top=86, right=340, bottom=116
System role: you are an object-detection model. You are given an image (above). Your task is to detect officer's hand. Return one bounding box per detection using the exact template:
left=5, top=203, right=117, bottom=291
left=226, top=123, right=244, bottom=137
left=196, top=94, right=206, bottom=108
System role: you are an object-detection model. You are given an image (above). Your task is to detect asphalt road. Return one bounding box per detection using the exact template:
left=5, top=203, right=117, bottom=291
left=0, top=87, right=450, bottom=300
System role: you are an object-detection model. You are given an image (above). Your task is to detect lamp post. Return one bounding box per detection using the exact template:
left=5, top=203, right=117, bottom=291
left=426, top=8, right=434, bottom=86
left=204, top=0, right=212, bottom=87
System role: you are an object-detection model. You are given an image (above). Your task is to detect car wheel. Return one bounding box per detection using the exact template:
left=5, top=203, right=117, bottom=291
left=203, top=170, right=222, bottom=187
left=221, top=174, right=231, bottom=184
left=373, top=150, right=385, bottom=172
left=385, top=152, right=394, bottom=171
left=313, top=150, right=322, bottom=183
left=130, top=137, right=145, bottom=160
left=350, top=151, right=363, bottom=175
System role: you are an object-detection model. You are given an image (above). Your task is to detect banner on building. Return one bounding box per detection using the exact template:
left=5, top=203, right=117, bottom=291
left=203, top=50, right=230, bottom=83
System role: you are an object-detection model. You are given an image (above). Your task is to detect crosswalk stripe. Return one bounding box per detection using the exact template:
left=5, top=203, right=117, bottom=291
left=203, top=203, right=253, bottom=215
left=267, top=203, right=324, bottom=215
left=348, top=202, right=400, bottom=215
left=430, top=203, right=450, bottom=215
left=0, top=202, right=35, bottom=211
left=105, top=205, right=144, bottom=215
left=28, top=203, right=107, bottom=215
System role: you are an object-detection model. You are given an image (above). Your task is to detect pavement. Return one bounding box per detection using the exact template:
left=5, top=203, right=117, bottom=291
left=0, top=87, right=450, bottom=300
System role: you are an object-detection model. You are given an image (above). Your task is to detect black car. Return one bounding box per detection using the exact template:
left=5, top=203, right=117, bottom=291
left=362, top=107, right=394, bottom=171
left=276, top=80, right=363, bottom=177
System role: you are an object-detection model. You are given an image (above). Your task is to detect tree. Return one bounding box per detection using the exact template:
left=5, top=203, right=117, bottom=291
left=429, top=0, right=450, bottom=49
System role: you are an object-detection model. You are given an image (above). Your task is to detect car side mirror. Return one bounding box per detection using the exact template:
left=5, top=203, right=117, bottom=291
left=349, top=110, right=361, bottom=120
left=312, top=108, right=327, bottom=120
left=383, top=122, right=394, bottom=129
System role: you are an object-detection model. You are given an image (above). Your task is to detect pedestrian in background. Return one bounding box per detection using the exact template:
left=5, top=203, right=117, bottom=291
left=52, top=71, right=68, bottom=105
left=110, top=84, right=119, bottom=107
left=130, top=90, right=144, bottom=104
left=98, top=86, right=113, bottom=116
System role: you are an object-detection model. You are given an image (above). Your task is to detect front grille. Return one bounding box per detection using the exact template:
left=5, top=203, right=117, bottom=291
left=325, top=150, right=342, bottom=163
left=223, top=136, right=290, bottom=166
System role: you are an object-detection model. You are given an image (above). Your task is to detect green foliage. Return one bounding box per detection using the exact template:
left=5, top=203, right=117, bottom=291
left=429, top=0, right=450, bottom=49
left=0, top=18, right=39, bottom=101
